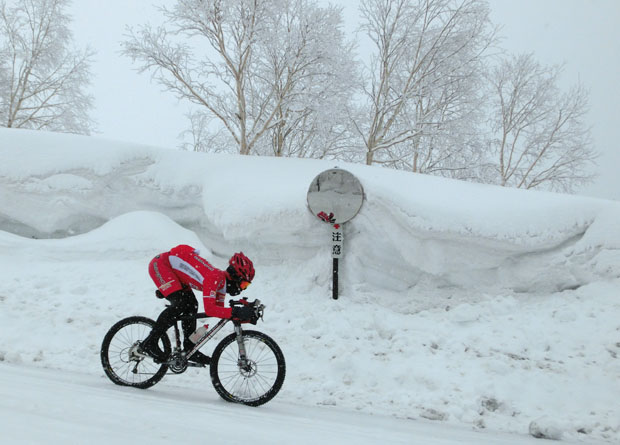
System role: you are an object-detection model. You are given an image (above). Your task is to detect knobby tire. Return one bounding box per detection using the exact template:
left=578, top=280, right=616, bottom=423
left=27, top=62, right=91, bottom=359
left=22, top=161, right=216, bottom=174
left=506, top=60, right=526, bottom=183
left=100, top=316, right=171, bottom=389
left=210, top=330, right=286, bottom=407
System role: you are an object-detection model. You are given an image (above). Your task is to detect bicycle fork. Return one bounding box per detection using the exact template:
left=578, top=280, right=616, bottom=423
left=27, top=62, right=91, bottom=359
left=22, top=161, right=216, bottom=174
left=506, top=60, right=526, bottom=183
left=234, top=324, right=252, bottom=373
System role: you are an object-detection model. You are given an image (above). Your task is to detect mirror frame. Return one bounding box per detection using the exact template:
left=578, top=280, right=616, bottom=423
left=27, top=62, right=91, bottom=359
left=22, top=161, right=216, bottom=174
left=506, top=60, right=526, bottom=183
left=307, top=168, right=364, bottom=224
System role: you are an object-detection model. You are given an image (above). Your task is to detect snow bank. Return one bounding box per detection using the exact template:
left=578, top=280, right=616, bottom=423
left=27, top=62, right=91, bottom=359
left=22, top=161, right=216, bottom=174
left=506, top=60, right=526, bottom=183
left=1, top=128, right=618, bottom=294
left=1, top=128, right=619, bottom=442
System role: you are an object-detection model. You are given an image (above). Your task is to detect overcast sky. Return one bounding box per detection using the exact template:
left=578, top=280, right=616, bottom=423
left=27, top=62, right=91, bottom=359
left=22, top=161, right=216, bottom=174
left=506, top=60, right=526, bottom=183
left=67, top=0, right=619, bottom=200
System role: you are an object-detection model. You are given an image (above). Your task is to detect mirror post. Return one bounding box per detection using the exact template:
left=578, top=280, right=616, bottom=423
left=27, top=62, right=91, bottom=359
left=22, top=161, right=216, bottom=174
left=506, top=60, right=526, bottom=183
left=307, top=168, right=363, bottom=300
left=331, top=223, right=343, bottom=300
left=333, top=258, right=338, bottom=300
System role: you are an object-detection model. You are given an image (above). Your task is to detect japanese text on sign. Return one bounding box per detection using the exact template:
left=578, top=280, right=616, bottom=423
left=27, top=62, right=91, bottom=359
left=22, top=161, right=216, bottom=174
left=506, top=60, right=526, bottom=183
left=332, top=229, right=343, bottom=258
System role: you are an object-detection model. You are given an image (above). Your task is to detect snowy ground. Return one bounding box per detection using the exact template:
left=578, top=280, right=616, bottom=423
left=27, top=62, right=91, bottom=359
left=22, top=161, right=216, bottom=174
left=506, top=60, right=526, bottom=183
left=3, top=363, right=584, bottom=445
left=0, top=128, right=619, bottom=443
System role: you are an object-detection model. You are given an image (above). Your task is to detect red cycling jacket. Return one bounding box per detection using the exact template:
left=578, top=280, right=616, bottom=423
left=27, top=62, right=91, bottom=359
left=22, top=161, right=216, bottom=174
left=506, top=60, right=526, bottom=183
left=149, top=244, right=232, bottom=319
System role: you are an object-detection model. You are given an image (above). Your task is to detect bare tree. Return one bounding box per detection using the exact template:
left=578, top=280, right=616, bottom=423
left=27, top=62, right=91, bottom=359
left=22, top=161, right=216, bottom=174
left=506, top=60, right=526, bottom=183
left=0, top=0, right=94, bottom=133
left=252, top=0, right=358, bottom=160
left=123, top=0, right=266, bottom=155
left=357, top=0, right=495, bottom=168
left=378, top=73, right=488, bottom=181
left=123, top=0, right=355, bottom=157
left=486, top=53, right=596, bottom=192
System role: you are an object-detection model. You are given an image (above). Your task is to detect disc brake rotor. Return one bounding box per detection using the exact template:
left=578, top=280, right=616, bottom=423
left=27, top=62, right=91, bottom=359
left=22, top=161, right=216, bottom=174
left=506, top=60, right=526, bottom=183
left=239, top=359, right=257, bottom=377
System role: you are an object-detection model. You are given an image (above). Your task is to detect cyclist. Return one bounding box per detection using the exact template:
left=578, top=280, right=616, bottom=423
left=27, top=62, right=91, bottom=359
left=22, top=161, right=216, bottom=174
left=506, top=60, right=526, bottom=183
left=139, top=245, right=256, bottom=364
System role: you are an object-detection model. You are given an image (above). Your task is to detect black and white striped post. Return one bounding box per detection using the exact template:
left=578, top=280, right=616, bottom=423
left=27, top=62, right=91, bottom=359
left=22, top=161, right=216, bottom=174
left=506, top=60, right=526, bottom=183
left=331, top=223, right=343, bottom=300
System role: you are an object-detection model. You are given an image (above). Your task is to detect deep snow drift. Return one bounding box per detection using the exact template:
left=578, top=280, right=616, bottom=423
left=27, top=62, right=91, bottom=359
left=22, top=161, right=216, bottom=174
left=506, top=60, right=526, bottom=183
left=0, top=128, right=619, bottom=442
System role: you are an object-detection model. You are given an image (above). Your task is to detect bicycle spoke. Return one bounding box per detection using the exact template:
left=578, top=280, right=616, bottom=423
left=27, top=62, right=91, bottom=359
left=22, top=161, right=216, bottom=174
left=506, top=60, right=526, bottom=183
left=211, top=332, right=284, bottom=405
left=101, top=317, right=170, bottom=388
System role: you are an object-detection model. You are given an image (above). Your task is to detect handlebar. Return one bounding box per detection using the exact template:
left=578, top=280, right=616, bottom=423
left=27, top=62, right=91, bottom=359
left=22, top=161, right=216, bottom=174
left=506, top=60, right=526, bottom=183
left=191, top=298, right=265, bottom=322
left=229, top=297, right=265, bottom=322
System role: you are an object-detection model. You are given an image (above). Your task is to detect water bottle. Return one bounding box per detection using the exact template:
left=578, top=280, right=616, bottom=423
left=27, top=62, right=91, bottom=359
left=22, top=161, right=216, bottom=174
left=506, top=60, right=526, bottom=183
left=189, top=325, right=209, bottom=343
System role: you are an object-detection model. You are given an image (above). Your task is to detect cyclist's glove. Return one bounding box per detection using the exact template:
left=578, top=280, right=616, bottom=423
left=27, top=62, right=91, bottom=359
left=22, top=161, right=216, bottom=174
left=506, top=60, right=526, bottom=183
left=231, top=305, right=256, bottom=324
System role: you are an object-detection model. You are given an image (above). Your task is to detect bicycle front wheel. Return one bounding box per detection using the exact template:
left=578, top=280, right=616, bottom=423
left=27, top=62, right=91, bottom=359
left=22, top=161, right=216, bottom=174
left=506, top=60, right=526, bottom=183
left=210, top=330, right=286, bottom=406
left=100, top=316, right=171, bottom=389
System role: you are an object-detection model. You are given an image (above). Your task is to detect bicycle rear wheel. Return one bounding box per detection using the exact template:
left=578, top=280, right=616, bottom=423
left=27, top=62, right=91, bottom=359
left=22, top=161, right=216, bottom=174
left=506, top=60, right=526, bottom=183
left=210, top=330, right=286, bottom=406
left=100, top=316, right=171, bottom=389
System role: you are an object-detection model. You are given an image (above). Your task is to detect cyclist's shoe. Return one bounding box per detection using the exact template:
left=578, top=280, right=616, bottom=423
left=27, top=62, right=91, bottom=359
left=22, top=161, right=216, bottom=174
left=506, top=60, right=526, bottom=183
left=138, top=340, right=167, bottom=363
left=188, top=352, right=210, bottom=366
left=184, top=340, right=211, bottom=365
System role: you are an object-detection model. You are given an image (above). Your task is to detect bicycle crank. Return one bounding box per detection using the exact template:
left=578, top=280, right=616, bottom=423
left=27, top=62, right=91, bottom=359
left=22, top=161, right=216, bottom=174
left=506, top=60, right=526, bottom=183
left=167, top=352, right=188, bottom=374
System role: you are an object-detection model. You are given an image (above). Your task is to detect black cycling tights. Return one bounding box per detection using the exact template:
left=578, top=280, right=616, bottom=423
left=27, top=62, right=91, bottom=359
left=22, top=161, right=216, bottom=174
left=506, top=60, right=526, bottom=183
left=145, top=288, right=198, bottom=345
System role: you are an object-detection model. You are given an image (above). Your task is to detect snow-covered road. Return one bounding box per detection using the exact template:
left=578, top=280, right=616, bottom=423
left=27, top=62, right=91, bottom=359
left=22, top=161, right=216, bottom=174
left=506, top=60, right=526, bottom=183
left=0, top=363, right=595, bottom=445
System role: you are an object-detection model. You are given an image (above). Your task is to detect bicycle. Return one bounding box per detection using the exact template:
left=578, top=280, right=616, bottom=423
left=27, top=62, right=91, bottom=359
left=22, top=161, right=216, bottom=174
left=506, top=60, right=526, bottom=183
left=100, top=298, right=286, bottom=406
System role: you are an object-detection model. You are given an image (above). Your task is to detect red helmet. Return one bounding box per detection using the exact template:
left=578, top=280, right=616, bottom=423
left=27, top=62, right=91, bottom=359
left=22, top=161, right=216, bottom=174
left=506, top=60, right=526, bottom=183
left=229, top=252, right=255, bottom=282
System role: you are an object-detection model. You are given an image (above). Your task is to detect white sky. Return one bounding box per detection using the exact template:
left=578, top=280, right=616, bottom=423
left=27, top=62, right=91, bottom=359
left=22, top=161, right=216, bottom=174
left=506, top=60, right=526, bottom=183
left=67, top=0, right=620, bottom=200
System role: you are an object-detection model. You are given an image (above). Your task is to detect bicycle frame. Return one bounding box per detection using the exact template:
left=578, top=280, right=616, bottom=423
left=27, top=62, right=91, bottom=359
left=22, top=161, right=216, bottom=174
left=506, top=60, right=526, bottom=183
left=100, top=301, right=285, bottom=405
left=171, top=312, right=245, bottom=364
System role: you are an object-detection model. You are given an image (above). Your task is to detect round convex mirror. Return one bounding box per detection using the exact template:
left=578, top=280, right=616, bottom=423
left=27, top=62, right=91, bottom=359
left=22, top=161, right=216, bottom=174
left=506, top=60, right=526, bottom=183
left=307, top=169, right=364, bottom=224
